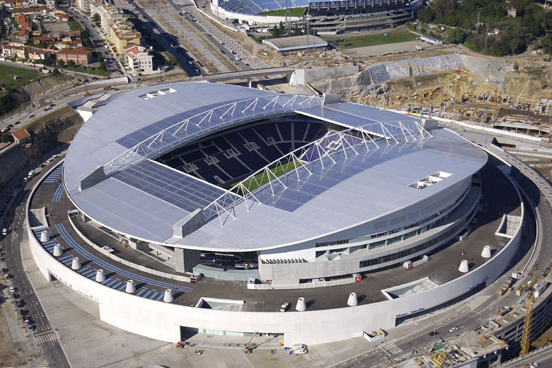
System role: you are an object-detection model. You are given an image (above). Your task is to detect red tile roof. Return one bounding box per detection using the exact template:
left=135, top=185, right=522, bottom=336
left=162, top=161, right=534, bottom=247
left=57, top=46, right=91, bottom=56
left=3, top=44, right=26, bottom=50
left=12, top=129, right=30, bottom=141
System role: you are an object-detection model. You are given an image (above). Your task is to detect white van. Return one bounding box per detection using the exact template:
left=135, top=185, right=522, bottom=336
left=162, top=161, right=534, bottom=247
left=292, top=344, right=308, bottom=354
left=27, top=170, right=35, bottom=178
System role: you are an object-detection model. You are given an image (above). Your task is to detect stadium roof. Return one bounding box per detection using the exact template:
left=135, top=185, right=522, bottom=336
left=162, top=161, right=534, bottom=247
left=64, top=82, right=487, bottom=252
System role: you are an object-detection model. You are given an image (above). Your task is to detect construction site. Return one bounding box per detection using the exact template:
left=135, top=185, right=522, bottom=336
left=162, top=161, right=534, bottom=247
left=126, top=0, right=552, bottom=138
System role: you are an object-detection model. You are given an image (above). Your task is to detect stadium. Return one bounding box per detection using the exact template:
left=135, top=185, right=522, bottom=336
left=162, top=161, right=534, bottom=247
left=26, top=82, right=527, bottom=345
left=211, top=0, right=422, bottom=33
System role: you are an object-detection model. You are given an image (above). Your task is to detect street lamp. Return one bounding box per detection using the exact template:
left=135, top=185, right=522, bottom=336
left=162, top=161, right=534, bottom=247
left=432, top=319, right=436, bottom=347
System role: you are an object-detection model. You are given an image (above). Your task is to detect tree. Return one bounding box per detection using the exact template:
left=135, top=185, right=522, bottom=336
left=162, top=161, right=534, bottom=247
left=57, top=59, right=65, bottom=67
left=92, top=13, right=101, bottom=26
left=432, top=0, right=457, bottom=21
left=447, top=28, right=466, bottom=44
left=271, top=25, right=279, bottom=38
left=68, top=60, right=76, bottom=67
left=80, top=30, right=92, bottom=48
left=1, top=133, right=13, bottom=143
left=541, top=37, right=552, bottom=57
left=544, top=12, right=552, bottom=33
left=417, top=7, right=435, bottom=23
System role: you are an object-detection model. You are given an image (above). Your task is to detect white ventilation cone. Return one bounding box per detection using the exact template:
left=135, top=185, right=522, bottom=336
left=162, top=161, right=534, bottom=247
left=71, top=257, right=81, bottom=270
left=296, top=297, right=307, bottom=311
left=458, top=259, right=469, bottom=273
left=347, top=292, right=358, bottom=307
left=95, top=269, right=105, bottom=282
left=163, top=289, right=174, bottom=303
left=53, top=244, right=62, bottom=257
left=40, top=231, right=50, bottom=242
left=481, top=245, right=492, bottom=258
left=125, top=280, right=135, bottom=293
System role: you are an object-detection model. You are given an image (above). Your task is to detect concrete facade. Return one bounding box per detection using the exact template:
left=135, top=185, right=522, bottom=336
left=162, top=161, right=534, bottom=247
left=259, top=177, right=479, bottom=284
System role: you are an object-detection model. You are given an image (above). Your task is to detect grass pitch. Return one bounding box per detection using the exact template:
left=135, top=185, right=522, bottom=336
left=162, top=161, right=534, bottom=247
left=260, top=8, right=306, bottom=17
left=334, top=31, right=417, bottom=49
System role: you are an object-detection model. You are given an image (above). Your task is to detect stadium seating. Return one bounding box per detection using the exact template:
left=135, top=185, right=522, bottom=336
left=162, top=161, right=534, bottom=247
left=156, top=121, right=327, bottom=187
left=219, top=0, right=309, bottom=15
left=218, top=0, right=412, bottom=16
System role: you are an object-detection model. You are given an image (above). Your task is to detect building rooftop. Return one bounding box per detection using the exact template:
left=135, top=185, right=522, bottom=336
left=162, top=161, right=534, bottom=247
left=12, top=129, right=30, bottom=141
left=57, top=46, right=91, bottom=56
left=262, top=35, right=328, bottom=52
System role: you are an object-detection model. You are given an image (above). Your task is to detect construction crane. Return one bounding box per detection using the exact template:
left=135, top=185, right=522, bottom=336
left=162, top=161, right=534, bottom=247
left=493, top=88, right=499, bottom=120
left=520, top=267, right=538, bottom=356
left=513, top=79, right=531, bottom=109
left=451, top=67, right=501, bottom=122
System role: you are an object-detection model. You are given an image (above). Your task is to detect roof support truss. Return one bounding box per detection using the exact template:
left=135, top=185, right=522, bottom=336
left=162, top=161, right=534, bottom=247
left=203, top=121, right=432, bottom=224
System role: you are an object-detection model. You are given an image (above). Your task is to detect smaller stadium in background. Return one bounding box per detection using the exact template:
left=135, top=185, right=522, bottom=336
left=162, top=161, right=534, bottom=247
left=211, top=0, right=422, bottom=33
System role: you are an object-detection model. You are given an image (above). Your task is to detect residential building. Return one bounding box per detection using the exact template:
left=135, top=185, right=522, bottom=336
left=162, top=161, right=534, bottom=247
left=33, top=34, right=60, bottom=45
left=1, top=44, right=27, bottom=59
left=108, top=19, right=140, bottom=54
left=17, top=28, right=30, bottom=42
left=52, top=10, right=70, bottom=22
left=124, top=43, right=153, bottom=75
left=28, top=47, right=51, bottom=61
left=90, top=1, right=123, bottom=34
left=56, top=46, right=92, bottom=65
left=0, top=0, right=16, bottom=9
left=10, top=7, right=49, bottom=16
left=12, top=129, right=31, bottom=144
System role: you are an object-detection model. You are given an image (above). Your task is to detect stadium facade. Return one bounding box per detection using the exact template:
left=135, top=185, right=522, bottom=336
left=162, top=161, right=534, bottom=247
left=211, top=0, right=421, bottom=33
left=26, top=82, right=527, bottom=345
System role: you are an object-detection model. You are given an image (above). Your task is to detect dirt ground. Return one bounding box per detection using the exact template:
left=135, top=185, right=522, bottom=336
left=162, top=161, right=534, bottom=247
left=43, top=22, right=71, bottom=34
left=340, top=41, right=421, bottom=58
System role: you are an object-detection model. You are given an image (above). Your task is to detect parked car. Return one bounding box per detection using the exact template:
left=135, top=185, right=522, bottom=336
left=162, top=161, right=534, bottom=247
left=449, top=326, right=459, bottom=333
left=279, top=302, right=290, bottom=312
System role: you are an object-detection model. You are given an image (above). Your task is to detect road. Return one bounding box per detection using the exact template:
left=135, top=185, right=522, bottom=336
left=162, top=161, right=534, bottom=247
left=502, top=344, right=552, bottom=367
left=127, top=0, right=202, bottom=76
left=67, top=9, right=123, bottom=76
left=1, top=155, right=70, bottom=368
left=171, top=0, right=265, bottom=70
